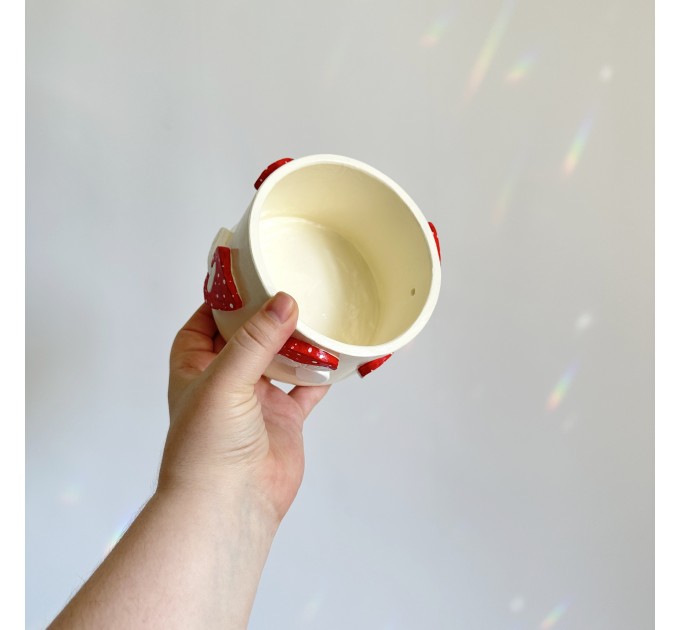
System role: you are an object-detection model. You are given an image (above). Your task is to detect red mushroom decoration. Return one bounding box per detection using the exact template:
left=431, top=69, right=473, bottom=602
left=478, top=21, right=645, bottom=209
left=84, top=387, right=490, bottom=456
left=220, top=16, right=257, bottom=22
left=203, top=246, right=243, bottom=311
left=254, top=158, right=294, bottom=190
left=358, top=354, right=392, bottom=378
left=428, top=222, right=441, bottom=262
left=278, top=337, right=339, bottom=371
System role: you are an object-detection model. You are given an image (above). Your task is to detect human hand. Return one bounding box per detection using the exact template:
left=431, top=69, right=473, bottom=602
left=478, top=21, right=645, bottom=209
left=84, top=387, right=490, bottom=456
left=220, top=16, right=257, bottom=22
left=49, top=292, right=328, bottom=630
left=159, top=292, right=330, bottom=524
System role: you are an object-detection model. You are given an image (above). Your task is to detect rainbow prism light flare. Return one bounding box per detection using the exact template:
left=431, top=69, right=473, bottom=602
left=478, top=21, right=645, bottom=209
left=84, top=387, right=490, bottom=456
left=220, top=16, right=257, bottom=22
left=491, top=149, right=527, bottom=226
left=505, top=52, right=537, bottom=83
left=420, top=9, right=455, bottom=47
left=104, top=512, right=139, bottom=556
left=562, top=112, right=595, bottom=176
left=546, top=364, right=578, bottom=412
left=540, top=601, right=569, bottom=628
left=465, top=0, right=516, bottom=100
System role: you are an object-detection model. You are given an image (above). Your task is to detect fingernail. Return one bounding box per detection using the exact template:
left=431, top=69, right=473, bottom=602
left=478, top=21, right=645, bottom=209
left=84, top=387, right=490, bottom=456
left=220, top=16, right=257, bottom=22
left=265, top=292, right=295, bottom=323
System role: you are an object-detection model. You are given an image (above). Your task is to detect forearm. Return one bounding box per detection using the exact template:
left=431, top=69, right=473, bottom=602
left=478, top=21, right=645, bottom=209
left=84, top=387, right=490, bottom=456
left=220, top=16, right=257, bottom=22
left=50, top=485, right=278, bottom=630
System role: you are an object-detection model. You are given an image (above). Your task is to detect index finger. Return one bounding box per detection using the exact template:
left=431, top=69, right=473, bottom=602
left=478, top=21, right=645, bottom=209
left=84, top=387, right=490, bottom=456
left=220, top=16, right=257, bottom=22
left=171, top=302, right=218, bottom=359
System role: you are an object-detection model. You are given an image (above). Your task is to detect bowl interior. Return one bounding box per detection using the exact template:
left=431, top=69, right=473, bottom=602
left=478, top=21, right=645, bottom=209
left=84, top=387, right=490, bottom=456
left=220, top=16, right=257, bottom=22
left=257, top=162, right=435, bottom=347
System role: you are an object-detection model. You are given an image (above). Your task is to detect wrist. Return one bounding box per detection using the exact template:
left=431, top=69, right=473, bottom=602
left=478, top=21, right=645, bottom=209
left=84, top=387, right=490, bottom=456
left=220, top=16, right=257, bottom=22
left=150, top=481, right=279, bottom=624
left=155, top=472, right=282, bottom=537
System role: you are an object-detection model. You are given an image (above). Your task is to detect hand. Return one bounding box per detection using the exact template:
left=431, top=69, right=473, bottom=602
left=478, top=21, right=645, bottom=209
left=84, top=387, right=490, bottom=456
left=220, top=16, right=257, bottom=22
left=159, top=292, right=330, bottom=524
left=49, top=292, right=328, bottom=630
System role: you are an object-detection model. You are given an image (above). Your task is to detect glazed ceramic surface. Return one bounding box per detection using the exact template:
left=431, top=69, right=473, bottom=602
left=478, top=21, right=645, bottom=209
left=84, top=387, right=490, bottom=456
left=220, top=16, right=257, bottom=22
left=204, top=155, right=442, bottom=385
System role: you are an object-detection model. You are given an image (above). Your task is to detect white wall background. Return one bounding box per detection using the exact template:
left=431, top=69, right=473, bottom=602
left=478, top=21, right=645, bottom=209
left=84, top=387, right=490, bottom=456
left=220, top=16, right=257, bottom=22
left=26, top=0, right=653, bottom=628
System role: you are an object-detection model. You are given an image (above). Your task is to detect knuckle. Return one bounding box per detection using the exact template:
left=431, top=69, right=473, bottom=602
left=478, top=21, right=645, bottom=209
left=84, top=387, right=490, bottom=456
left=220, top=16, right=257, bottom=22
left=234, top=315, right=275, bottom=353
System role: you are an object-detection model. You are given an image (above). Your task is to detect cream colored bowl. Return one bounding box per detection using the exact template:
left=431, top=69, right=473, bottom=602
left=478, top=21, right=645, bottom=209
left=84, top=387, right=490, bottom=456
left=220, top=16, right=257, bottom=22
left=203, top=154, right=441, bottom=385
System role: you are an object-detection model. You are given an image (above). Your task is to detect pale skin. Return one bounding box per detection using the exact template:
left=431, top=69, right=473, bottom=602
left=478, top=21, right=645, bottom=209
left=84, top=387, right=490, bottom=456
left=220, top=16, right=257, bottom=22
left=50, top=292, right=330, bottom=629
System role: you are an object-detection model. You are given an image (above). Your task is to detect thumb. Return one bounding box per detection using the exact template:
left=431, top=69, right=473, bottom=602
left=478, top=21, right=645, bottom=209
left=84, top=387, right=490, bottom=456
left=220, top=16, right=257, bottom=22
left=207, top=292, right=298, bottom=390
